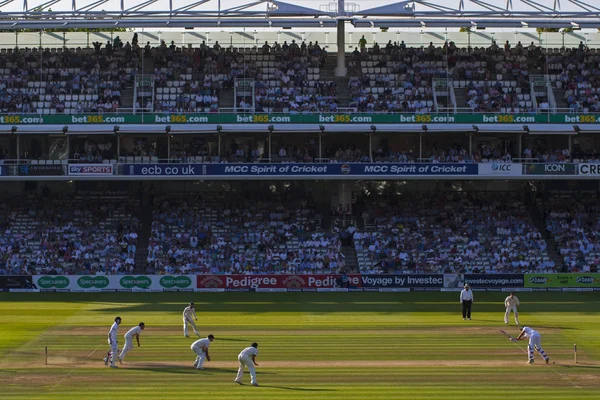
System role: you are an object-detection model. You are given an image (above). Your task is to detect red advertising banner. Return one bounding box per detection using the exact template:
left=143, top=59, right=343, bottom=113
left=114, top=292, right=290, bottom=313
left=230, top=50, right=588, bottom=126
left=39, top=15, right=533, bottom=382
left=196, top=274, right=360, bottom=290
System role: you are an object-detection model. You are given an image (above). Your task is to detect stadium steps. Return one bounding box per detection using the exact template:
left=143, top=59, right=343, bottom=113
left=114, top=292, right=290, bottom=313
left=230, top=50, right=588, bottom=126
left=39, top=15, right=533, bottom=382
left=341, top=245, right=359, bottom=272
left=323, top=54, right=350, bottom=107
left=335, top=76, right=351, bottom=107
left=528, top=205, right=566, bottom=271
left=219, top=89, right=235, bottom=109
left=454, top=88, right=467, bottom=109
left=121, top=87, right=135, bottom=109
left=551, top=88, right=569, bottom=110
left=134, top=204, right=153, bottom=273
left=142, top=58, right=155, bottom=75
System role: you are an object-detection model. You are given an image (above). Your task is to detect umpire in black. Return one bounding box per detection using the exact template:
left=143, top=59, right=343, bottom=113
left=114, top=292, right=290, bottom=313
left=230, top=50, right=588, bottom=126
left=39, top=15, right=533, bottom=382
left=460, top=284, right=473, bottom=320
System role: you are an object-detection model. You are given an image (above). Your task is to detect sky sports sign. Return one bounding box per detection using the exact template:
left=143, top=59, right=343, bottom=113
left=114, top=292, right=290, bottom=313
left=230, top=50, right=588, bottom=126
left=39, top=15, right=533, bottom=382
left=33, top=275, right=195, bottom=291
left=123, top=163, right=479, bottom=177
left=67, top=164, right=114, bottom=176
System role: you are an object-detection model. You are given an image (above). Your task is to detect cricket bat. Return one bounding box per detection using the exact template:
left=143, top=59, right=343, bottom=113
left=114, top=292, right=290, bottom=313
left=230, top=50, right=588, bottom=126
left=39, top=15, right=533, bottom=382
left=498, top=329, right=517, bottom=342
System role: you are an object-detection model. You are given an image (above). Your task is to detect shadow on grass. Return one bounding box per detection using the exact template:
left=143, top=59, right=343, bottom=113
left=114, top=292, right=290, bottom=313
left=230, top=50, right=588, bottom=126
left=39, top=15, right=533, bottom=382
left=200, top=367, right=278, bottom=376
left=562, top=364, right=600, bottom=369
left=258, top=385, right=335, bottom=392
left=127, top=367, right=198, bottom=374
left=6, top=292, right=600, bottom=314
left=127, top=365, right=278, bottom=375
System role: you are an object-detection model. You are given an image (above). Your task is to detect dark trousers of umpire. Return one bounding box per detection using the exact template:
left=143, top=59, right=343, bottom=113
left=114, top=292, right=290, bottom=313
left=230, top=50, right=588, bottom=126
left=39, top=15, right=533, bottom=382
left=462, top=300, right=472, bottom=319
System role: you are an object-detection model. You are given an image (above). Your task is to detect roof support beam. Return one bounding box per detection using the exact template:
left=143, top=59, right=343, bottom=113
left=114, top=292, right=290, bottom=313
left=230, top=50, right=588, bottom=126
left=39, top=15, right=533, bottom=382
left=568, top=0, right=600, bottom=13
left=0, top=0, right=16, bottom=8
left=75, top=0, right=107, bottom=12
left=26, top=0, right=60, bottom=12
left=124, top=0, right=159, bottom=14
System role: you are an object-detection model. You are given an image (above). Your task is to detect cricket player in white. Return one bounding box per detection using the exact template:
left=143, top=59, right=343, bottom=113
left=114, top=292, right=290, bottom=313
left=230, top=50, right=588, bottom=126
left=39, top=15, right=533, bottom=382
left=504, top=292, right=520, bottom=325
left=104, top=316, right=121, bottom=368
left=183, top=302, right=200, bottom=338
left=235, top=343, right=259, bottom=386
left=191, top=334, right=214, bottom=370
left=118, top=322, right=145, bottom=363
left=515, top=326, right=550, bottom=364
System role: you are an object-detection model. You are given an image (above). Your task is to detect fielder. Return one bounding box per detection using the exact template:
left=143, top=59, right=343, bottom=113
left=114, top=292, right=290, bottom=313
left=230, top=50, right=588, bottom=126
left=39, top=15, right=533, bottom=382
left=118, top=322, right=145, bottom=363
left=515, top=326, right=550, bottom=364
left=504, top=292, right=520, bottom=325
left=234, top=343, right=259, bottom=386
left=191, top=334, right=214, bottom=370
left=104, top=316, right=121, bottom=368
left=183, top=302, right=200, bottom=338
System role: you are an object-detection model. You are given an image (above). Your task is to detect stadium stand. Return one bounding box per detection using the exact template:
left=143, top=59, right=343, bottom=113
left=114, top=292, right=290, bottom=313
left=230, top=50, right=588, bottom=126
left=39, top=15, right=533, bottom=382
left=354, top=193, right=554, bottom=274
left=0, top=45, right=137, bottom=114
left=539, top=195, right=600, bottom=272
left=145, top=192, right=348, bottom=275
left=0, top=196, right=139, bottom=275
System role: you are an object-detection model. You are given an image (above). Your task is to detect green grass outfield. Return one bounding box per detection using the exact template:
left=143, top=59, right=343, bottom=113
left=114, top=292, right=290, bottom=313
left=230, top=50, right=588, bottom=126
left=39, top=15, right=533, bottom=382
left=1, top=291, right=599, bottom=399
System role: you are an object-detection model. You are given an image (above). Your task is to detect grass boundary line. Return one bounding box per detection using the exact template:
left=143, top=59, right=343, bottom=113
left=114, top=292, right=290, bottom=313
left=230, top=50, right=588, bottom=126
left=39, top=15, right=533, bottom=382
left=49, top=345, right=100, bottom=392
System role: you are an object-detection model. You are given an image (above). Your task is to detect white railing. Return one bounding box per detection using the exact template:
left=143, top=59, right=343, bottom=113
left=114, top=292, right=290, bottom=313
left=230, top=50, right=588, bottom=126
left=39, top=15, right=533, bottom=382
left=546, top=80, right=557, bottom=113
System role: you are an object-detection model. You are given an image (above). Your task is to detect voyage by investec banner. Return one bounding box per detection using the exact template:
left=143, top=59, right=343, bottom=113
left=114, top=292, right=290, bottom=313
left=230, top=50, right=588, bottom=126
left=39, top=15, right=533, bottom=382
left=196, top=274, right=443, bottom=290
left=123, top=163, right=479, bottom=177
left=5, top=273, right=599, bottom=292
left=463, top=274, right=524, bottom=288
left=2, top=113, right=600, bottom=125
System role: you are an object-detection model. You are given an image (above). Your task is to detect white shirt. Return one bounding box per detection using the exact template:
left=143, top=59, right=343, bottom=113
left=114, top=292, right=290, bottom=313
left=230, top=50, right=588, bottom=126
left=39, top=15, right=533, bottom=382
left=108, top=322, right=119, bottom=341
left=125, top=326, right=142, bottom=339
left=521, top=326, right=538, bottom=338
left=192, top=338, right=211, bottom=351
left=460, top=289, right=473, bottom=302
left=183, top=306, right=197, bottom=320
left=505, top=295, right=520, bottom=308
left=239, top=346, right=259, bottom=359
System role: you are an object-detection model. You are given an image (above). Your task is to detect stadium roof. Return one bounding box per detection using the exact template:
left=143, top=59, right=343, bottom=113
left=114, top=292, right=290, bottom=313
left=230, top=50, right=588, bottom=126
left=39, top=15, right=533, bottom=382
left=0, top=0, right=599, bottom=30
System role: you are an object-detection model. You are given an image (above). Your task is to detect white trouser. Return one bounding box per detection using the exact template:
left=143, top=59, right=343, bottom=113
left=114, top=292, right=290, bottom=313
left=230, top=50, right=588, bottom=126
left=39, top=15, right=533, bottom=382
left=528, top=334, right=548, bottom=361
left=504, top=305, right=519, bottom=324
left=119, top=336, right=134, bottom=361
left=107, top=338, right=118, bottom=366
left=236, top=355, right=257, bottom=384
left=183, top=318, right=199, bottom=336
left=191, top=346, right=207, bottom=369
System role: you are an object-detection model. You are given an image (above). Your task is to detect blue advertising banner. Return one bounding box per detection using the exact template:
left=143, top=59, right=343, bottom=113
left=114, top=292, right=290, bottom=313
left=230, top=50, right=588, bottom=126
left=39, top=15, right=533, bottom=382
left=123, top=163, right=479, bottom=177
left=359, top=274, right=444, bottom=288
left=0, top=165, right=4, bottom=176
left=463, top=274, right=524, bottom=288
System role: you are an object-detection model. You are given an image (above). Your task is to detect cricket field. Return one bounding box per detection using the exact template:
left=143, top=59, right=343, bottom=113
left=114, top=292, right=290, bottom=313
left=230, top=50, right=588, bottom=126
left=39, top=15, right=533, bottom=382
left=1, top=291, right=599, bottom=399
